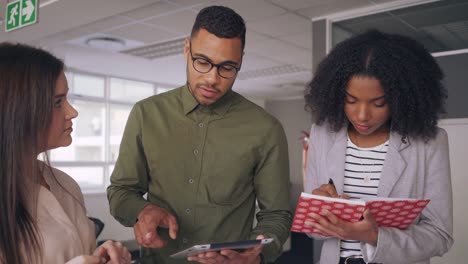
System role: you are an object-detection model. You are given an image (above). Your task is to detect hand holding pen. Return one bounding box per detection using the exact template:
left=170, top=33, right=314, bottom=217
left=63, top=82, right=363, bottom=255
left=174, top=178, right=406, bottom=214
left=311, top=178, right=349, bottom=199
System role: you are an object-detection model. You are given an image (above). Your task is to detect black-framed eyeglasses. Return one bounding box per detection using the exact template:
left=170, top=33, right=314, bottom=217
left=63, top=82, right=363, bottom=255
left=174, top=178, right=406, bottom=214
left=189, top=42, right=241, bottom=79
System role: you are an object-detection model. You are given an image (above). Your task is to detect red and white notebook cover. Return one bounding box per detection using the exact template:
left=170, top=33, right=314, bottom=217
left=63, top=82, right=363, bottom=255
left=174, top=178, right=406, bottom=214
left=291, top=192, right=430, bottom=235
left=363, top=197, right=430, bottom=229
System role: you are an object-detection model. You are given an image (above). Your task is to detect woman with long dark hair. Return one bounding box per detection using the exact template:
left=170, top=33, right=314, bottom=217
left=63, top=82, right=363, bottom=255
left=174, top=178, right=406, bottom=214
left=0, top=43, right=131, bottom=264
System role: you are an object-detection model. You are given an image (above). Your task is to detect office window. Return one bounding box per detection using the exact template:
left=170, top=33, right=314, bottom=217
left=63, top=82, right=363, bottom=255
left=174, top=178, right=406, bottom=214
left=49, top=72, right=158, bottom=191
left=110, top=78, right=155, bottom=102
left=71, top=73, right=105, bottom=97
left=54, top=166, right=105, bottom=189
left=109, top=105, right=132, bottom=162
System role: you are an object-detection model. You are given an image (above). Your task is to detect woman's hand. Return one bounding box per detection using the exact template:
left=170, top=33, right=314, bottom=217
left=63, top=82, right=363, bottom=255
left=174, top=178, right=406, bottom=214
left=93, top=240, right=132, bottom=264
left=305, top=208, right=379, bottom=245
left=65, top=240, right=132, bottom=264
left=311, top=184, right=349, bottom=199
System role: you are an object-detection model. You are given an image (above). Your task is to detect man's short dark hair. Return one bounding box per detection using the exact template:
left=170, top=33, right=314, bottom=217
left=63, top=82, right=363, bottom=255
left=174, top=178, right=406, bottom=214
left=191, top=6, right=246, bottom=50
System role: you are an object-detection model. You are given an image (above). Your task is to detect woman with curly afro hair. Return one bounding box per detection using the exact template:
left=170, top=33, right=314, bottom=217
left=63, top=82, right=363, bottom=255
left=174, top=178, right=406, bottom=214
left=303, top=30, right=453, bottom=264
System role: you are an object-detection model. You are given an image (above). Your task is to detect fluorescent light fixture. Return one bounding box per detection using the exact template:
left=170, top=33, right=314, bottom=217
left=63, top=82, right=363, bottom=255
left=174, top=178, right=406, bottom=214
left=238, top=65, right=309, bottom=80
left=121, top=37, right=186, bottom=59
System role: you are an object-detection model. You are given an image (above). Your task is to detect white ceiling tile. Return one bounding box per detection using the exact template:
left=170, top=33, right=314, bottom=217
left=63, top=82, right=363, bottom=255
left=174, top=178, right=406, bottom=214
left=33, top=28, right=90, bottom=48
left=268, top=0, right=329, bottom=11
left=169, top=0, right=219, bottom=8
left=189, top=1, right=222, bottom=11
left=197, top=0, right=286, bottom=22
left=279, top=28, right=312, bottom=50
left=79, top=16, right=134, bottom=33
left=107, top=23, right=179, bottom=44
left=246, top=30, right=271, bottom=42
left=248, top=13, right=311, bottom=38
left=249, top=38, right=311, bottom=66
left=146, top=9, right=198, bottom=35
left=298, top=0, right=371, bottom=18
left=120, top=2, right=179, bottom=20
left=244, top=30, right=272, bottom=52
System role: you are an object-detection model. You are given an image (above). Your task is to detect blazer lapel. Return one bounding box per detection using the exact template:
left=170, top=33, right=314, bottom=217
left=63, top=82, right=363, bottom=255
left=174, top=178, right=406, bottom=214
left=377, top=132, right=409, bottom=197
left=326, top=127, right=347, bottom=194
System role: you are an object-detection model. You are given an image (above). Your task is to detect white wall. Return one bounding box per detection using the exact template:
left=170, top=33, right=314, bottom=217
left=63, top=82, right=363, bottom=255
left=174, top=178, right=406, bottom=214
left=265, top=98, right=312, bottom=209
left=432, top=118, right=468, bottom=263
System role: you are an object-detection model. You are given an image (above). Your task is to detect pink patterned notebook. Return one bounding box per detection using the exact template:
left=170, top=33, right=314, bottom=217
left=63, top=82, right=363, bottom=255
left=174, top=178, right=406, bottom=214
left=291, top=192, right=430, bottom=235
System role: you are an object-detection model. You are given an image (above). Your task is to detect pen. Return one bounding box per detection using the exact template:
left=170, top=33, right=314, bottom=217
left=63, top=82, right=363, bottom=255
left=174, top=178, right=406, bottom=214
left=328, top=178, right=337, bottom=193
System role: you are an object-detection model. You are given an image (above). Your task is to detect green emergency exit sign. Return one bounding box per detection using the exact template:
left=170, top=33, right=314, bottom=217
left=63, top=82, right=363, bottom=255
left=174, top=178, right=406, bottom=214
left=5, top=0, right=37, bottom=32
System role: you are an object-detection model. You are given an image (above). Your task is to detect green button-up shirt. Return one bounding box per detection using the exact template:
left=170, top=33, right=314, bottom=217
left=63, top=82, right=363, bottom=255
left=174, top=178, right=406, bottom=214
left=107, top=85, right=292, bottom=263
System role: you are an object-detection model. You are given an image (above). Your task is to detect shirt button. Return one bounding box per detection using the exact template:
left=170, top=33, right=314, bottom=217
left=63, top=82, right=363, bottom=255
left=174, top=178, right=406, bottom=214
left=188, top=179, right=194, bottom=184
left=182, top=238, right=188, bottom=243
left=198, top=122, right=204, bottom=128
left=193, top=149, right=199, bottom=155
left=185, top=208, right=191, bottom=214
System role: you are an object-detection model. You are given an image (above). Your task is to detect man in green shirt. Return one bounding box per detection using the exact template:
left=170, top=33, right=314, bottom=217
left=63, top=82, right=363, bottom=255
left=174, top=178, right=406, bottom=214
left=107, top=6, right=291, bottom=264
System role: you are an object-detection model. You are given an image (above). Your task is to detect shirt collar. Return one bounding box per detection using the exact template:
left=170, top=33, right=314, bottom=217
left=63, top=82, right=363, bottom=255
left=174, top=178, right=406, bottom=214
left=181, top=84, right=199, bottom=115
left=180, top=84, right=236, bottom=117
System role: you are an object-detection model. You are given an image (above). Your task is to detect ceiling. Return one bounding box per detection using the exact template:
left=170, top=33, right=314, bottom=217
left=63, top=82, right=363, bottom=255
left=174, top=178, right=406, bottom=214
left=0, top=0, right=449, bottom=100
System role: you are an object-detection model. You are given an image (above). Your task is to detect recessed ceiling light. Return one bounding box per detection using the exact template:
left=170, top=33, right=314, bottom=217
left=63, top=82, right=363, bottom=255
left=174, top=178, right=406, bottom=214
left=86, top=36, right=125, bottom=50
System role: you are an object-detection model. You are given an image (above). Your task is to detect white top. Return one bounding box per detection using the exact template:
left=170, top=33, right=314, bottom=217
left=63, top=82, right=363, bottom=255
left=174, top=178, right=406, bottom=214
left=340, top=137, right=388, bottom=258
left=36, top=165, right=96, bottom=263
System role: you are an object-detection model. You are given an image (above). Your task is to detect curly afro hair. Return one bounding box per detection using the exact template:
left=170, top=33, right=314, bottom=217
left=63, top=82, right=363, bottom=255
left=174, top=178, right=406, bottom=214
left=305, top=30, right=447, bottom=141
left=191, top=6, right=246, bottom=50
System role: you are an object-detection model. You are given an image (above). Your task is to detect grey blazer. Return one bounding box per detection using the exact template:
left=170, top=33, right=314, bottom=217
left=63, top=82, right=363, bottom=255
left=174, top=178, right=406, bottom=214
left=304, top=124, right=453, bottom=264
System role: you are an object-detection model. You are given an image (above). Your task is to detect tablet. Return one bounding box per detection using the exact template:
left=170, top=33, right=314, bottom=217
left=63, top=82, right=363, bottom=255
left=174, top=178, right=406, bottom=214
left=170, top=238, right=274, bottom=258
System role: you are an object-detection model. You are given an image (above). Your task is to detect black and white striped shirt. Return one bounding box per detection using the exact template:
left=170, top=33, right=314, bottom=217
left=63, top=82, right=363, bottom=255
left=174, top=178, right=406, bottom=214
left=340, top=136, right=389, bottom=258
